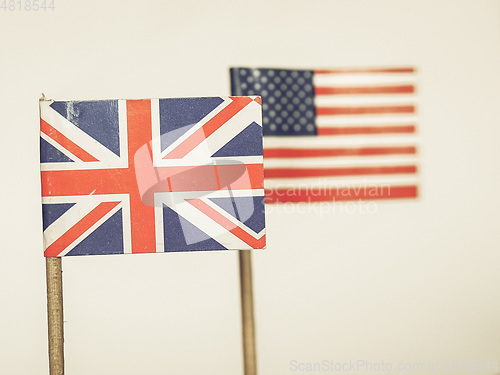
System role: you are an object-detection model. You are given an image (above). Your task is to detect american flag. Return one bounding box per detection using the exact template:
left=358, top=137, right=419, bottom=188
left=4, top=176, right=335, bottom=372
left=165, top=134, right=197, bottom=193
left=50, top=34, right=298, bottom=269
left=40, top=97, right=265, bottom=257
left=230, top=67, right=419, bottom=203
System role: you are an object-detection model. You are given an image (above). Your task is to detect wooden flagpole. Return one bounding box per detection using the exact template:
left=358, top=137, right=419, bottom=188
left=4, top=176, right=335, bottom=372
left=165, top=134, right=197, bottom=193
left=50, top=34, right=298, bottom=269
left=239, top=250, right=257, bottom=375
left=46, top=257, right=65, bottom=375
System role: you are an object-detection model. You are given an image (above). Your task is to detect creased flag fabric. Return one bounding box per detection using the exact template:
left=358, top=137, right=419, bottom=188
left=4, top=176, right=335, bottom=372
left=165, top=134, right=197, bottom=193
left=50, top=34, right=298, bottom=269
left=230, top=67, right=419, bottom=203
left=40, top=97, right=265, bottom=257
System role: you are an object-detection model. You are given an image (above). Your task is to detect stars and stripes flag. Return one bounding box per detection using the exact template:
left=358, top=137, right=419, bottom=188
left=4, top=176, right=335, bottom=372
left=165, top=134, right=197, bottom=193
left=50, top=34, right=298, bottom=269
left=40, top=96, right=266, bottom=257
left=230, top=67, right=419, bottom=203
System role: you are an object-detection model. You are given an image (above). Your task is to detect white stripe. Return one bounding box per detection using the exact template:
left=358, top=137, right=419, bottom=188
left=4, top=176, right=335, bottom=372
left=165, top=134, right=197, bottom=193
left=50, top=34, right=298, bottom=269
left=214, top=156, right=263, bottom=165
left=155, top=156, right=263, bottom=167
left=316, top=115, right=417, bottom=127
left=156, top=189, right=264, bottom=201
left=264, top=156, right=418, bottom=169
left=264, top=175, right=419, bottom=189
left=154, top=196, right=165, bottom=253
left=118, top=100, right=128, bottom=167
left=120, top=195, right=132, bottom=254
left=151, top=98, right=161, bottom=166
left=264, top=135, right=418, bottom=148
left=314, top=73, right=416, bottom=86
left=41, top=162, right=130, bottom=171
left=315, top=95, right=416, bottom=106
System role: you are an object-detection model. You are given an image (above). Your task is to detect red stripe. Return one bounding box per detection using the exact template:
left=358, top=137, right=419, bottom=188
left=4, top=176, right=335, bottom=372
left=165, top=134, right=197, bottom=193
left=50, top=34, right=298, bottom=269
left=127, top=100, right=157, bottom=253
left=264, top=146, right=416, bottom=158
left=316, top=105, right=415, bottom=116
left=41, top=169, right=134, bottom=197
left=317, top=125, right=416, bottom=136
left=265, top=185, right=418, bottom=203
left=186, top=199, right=265, bottom=249
left=164, top=97, right=252, bottom=159
left=40, top=119, right=98, bottom=162
left=314, top=68, right=415, bottom=74
left=41, top=163, right=264, bottom=197
left=44, top=201, right=120, bottom=257
left=264, top=165, right=417, bottom=178
left=315, top=85, right=414, bottom=95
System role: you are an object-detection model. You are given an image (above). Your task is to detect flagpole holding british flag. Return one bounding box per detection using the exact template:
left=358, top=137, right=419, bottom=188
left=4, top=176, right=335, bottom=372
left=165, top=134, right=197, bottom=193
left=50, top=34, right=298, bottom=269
left=39, top=94, right=266, bottom=374
left=40, top=95, right=65, bottom=375
left=239, top=250, right=257, bottom=375
left=44, top=255, right=260, bottom=375
left=45, top=257, right=65, bottom=374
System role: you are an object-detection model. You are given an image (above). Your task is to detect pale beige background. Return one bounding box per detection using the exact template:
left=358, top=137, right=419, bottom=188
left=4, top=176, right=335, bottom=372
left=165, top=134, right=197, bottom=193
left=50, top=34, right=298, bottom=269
left=1, top=0, right=500, bottom=374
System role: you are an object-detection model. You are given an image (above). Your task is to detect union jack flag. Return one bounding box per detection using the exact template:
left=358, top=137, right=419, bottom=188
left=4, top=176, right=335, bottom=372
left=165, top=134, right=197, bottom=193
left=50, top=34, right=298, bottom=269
left=40, top=97, right=265, bottom=257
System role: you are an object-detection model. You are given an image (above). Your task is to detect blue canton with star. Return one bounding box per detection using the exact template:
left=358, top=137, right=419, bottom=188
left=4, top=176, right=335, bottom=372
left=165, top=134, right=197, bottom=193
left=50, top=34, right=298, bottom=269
left=231, top=68, right=317, bottom=136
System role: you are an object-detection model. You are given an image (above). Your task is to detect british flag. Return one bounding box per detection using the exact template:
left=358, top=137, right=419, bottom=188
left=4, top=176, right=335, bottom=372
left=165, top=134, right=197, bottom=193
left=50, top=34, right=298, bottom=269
left=40, top=97, right=266, bottom=257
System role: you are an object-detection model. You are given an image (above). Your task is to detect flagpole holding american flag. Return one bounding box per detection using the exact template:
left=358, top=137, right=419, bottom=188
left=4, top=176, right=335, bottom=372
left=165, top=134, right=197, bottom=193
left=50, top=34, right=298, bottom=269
left=225, top=160, right=258, bottom=375
left=239, top=250, right=257, bottom=375
left=45, top=257, right=65, bottom=375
